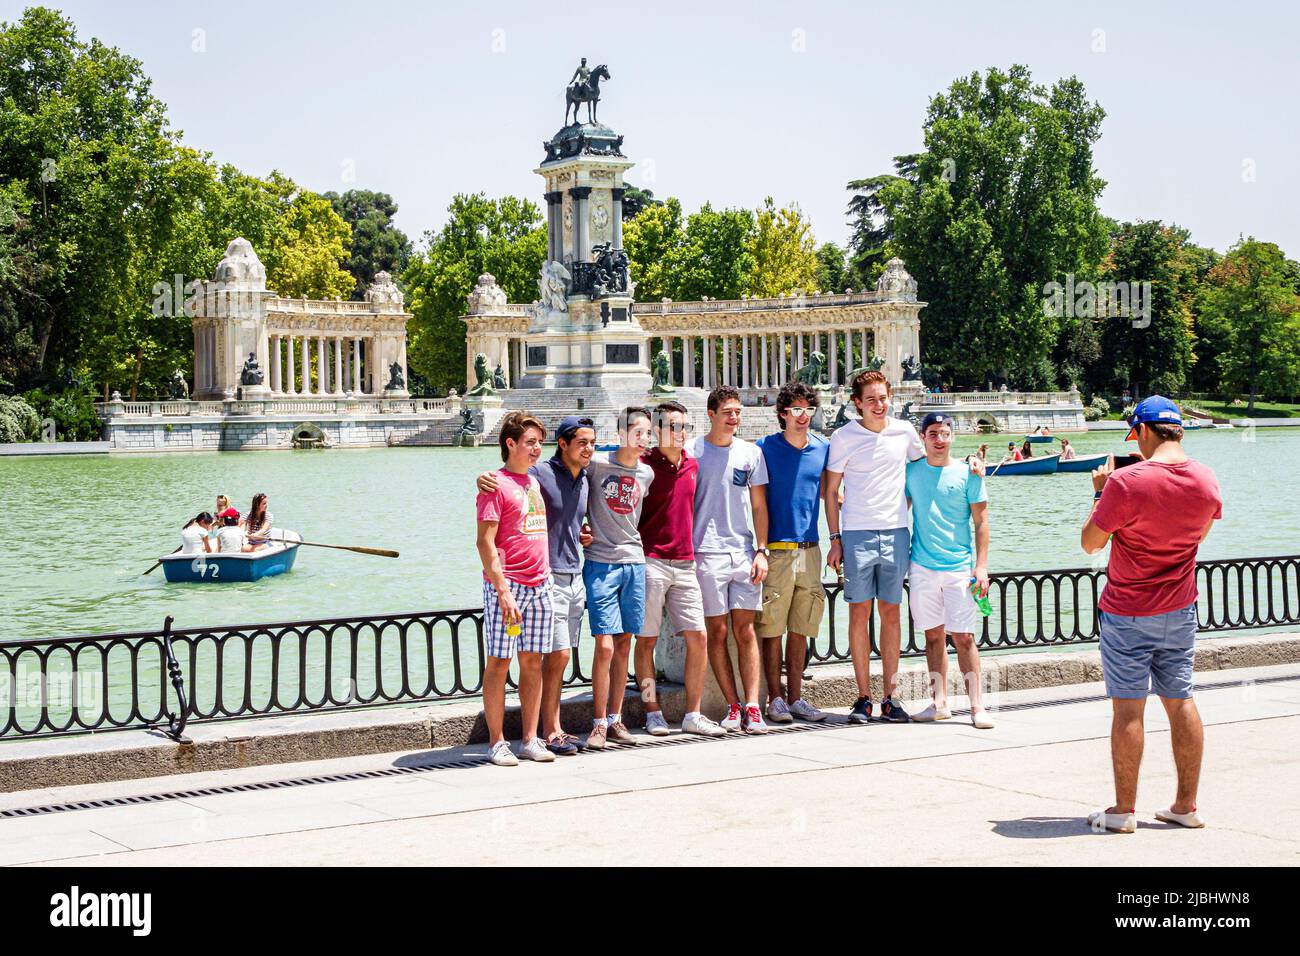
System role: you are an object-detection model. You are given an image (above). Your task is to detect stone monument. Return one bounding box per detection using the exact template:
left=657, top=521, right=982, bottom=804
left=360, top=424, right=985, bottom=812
left=520, top=59, right=649, bottom=390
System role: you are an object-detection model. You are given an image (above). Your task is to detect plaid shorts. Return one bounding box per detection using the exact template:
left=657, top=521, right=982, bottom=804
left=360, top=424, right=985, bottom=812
left=482, top=579, right=554, bottom=659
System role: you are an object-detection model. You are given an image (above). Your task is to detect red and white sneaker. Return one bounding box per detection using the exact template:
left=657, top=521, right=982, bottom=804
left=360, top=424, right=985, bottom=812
left=720, top=702, right=743, bottom=731
left=742, top=705, right=769, bottom=735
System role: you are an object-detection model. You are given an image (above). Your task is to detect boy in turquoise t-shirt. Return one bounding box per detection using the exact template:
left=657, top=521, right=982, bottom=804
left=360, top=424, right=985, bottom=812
left=904, top=413, right=993, bottom=729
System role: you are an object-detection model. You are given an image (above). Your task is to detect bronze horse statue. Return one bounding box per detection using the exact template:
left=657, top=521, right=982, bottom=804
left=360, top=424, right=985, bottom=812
left=565, top=64, right=611, bottom=126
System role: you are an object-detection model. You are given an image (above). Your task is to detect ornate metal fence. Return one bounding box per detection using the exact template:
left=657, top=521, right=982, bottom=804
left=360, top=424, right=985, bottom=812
left=3, top=556, right=1298, bottom=741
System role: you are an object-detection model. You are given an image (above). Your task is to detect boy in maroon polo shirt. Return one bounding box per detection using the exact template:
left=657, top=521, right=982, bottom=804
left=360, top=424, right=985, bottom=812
left=635, top=402, right=726, bottom=737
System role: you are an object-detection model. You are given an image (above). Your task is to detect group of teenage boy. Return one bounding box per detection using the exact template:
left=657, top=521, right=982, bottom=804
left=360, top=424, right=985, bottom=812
left=473, top=370, right=994, bottom=766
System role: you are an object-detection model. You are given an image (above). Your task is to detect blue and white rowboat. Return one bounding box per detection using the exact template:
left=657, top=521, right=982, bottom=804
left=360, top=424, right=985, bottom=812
left=161, top=530, right=302, bottom=583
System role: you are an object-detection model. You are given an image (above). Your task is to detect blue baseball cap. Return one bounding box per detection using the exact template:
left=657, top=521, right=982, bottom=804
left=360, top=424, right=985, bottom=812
left=1125, top=395, right=1182, bottom=441
left=556, top=415, right=594, bottom=442
left=918, top=412, right=954, bottom=434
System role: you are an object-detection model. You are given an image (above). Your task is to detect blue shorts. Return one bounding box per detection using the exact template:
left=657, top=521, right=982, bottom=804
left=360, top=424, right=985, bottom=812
left=841, top=528, right=909, bottom=605
left=1099, top=603, right=1198, bottom=699
left=583, top=560, right=646, bottom=636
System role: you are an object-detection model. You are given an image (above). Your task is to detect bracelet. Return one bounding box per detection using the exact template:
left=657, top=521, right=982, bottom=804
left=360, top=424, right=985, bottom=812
left=829, top=532, right=842, bottom=540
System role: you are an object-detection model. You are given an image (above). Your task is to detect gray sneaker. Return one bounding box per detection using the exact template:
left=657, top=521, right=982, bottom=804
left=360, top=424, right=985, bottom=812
left=789, top=698, right=828, bottom=722
left=488, top=740, right=518, bottom=766
left=645, top=711, right=671, bottom=736
left=766, top=696, right=794, bottom=723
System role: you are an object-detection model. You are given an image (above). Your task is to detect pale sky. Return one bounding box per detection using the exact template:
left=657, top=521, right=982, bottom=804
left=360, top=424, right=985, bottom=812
left=8, top=0, right=1297, bottom=256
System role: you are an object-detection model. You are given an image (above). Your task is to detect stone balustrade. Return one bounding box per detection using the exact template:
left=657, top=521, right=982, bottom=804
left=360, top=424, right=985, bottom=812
left=97, top=396, right=458, bottom=420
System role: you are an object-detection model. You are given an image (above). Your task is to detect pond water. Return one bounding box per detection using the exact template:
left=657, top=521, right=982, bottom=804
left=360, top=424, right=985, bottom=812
left=3, top=426, right=1297, bottom=642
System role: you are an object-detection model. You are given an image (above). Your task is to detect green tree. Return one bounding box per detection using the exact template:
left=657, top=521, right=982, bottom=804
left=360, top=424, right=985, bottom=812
left=1198, top=238, right=1300, bottom=410
left=265, top=188, right=354, bottom=299
left=402, top=194, right=545, bottom=392
left=815, top=242, right=849, bottom=294
left=744, top=197, right=819, bottom=296
left=324, top=189, right=412, bottom=299
left=622, top=197, right=684, bottom=302
left=671, top=203, right=755, bottom=302
left=1089, top=222, right=1196, bottom=397
left=847, top=67, right=1109, bottom=386
left=619, top=185, right=661, bottom=220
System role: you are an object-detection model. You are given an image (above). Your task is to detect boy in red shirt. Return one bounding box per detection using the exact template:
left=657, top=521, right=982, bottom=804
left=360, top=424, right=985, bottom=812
left=1081, top=396, right=1222, bottom=833
left=476, top=412, right=555, bottom=767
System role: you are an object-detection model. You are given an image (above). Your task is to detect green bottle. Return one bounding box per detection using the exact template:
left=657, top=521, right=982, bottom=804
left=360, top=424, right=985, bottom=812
left=969, top=577, right=992, bottom=617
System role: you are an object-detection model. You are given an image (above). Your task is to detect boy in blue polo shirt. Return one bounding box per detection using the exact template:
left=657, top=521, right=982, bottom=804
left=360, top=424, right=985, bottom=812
left=905, top=412, right=994, bottom=729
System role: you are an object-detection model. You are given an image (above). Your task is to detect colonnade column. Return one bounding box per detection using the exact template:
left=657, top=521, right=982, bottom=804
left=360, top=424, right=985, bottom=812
left=285, top=337, right=296, bottom=395
left=333, top=338, right=344, bottom=394
left=352, top=336, right=362, bottom=394
left=271, top=336, right=282, bottom=393
left=315, top=337, right=327, bottom=395
left=684, top=337, right=695, bottom=387
left=845, top=328, right=854, bottom=378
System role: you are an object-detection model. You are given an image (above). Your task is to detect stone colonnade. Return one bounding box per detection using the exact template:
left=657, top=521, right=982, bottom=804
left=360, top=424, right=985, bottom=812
left=262, top=332, right=401, bottom=396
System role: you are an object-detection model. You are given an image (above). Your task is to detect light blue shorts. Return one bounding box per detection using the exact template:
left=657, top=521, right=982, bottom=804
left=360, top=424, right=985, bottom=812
left=550, top=571, right=585, bottom=650
left=583, top=560, right=645, bottom=636
left=1099, top=603, right=1198, bottom=699
left=841, top=528, right=909, bottom=605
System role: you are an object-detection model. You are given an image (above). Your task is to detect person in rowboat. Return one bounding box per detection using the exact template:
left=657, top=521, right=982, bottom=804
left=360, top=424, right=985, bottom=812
left=243, top=493, right=275, bottom=550
left=180, top=512, right=215, bottom=554
left=1060, top=438, right=1077, bottom=461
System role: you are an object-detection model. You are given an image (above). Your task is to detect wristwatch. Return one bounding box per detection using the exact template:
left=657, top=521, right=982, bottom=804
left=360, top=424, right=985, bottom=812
left=829, top=532, right=842, bottom=541
left=757, top=546, right=770, bottom=557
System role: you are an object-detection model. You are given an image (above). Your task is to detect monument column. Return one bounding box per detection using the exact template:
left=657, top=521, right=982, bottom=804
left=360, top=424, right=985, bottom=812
left=760, top=334, right=768, bottom=387
left=569, top=186, right=592, bottom=263
left=742, top=336, right=751, bottom=389
left=705, top=337, right=715, bottom=388
left=299, top=337, right=310, bottom=395
left=544, top=191, right=563, bottom=262
left=828, top=330, right=837, bottom=385
left=684, top=337, right=695, bottom=387
left=333, top=338, right=344, bottom=394
left=611, top=187, right=626, bottom=250
left=844, top=328, right=853, bottom=378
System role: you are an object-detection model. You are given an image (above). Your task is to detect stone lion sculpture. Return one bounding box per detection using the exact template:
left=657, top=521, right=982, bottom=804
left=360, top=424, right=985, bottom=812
left=651, top=348, right=675, bottom=394
left=793, top=351, right=827, bottom=386
left=466, top=352, right=496, bottom=396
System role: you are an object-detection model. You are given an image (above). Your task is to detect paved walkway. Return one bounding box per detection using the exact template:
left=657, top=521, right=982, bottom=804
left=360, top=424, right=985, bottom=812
left=5, top=664, right=1300, bottom=866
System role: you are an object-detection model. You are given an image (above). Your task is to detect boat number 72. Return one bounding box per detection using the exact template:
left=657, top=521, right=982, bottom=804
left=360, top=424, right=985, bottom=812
left=190, top=558, right=219, bottom=578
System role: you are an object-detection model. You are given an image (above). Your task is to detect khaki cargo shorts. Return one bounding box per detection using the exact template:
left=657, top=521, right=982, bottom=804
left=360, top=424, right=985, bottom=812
left=757, top=544, right=826, bottom=639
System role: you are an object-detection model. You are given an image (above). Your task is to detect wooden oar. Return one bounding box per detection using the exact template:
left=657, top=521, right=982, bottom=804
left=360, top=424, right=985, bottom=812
left=143, top=546, right=181, bottom=576
left=249, top=537, right=398, bottom=558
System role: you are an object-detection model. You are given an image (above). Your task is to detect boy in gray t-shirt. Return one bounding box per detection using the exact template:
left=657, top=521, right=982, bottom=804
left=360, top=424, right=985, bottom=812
left=583, top=408, right=656, bottom=748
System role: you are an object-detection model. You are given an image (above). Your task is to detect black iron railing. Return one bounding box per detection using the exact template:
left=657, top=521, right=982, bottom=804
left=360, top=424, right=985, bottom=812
left=3, top=555, right=1298, bottom=740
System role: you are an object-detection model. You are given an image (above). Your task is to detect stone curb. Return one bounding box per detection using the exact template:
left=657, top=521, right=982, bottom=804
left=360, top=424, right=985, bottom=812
left=3, top=632, right=1296, bottom=793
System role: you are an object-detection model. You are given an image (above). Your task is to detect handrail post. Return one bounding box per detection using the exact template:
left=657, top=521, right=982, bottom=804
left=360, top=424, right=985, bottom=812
left=161, top=615, right=191, bottom=742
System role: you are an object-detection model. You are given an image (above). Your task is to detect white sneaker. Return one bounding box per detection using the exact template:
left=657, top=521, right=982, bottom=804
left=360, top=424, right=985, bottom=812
left=766, top=696, right=793, bottom=724
left=971, top=709, right=995, bottom=730
left=742, top=704, right=769, bottom=735
left=720, top=702, right=743, bottom=731
left=788, top=698, right=827, bottom=722
left=645, top=711, right=671, bottom=736
left=682, top=713, right=726, bottom=737
left=519, top=738, right=555, bottom=762
left=489, top=740, right=518, bottom=766
left=912, top=702, right=953, bottom=722
left=1155, top=806, right=1205, bottom=829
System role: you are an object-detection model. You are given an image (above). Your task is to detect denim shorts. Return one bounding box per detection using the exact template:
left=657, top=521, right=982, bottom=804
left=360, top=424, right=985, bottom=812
left=840, top=528, right=909, bottom=605
left=1099, top=602, right=1198, bottom=699
left=583, top=560, right=646, bottom=636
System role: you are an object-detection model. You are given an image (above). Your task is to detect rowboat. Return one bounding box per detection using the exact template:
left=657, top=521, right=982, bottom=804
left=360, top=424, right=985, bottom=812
left=987, top=453, right=1060, bottom=476
left=160, top=530, right=302, bottom=583
left=1056, top=452, right=1111, bottom=473
left=1023, top=435, right=1055, bottom=443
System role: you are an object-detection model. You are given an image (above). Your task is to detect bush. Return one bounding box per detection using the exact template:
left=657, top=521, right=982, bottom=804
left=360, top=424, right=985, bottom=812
left=1083, top=395, right=1109, bottom=422
left=0, top=395, right=41, bottom=443
left=21, top=387, right=102, bottom=441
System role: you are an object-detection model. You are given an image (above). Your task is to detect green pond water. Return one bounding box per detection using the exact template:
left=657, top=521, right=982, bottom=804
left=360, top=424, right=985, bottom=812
left=2, top=426, right=1297, bottom=729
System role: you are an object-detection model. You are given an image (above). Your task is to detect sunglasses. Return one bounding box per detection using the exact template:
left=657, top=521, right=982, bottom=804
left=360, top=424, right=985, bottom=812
left=784, top=406, right=815, bottom=418
left=665, top=422, right=694, bottom=433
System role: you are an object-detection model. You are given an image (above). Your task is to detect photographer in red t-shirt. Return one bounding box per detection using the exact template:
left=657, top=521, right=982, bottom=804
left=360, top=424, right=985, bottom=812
left=1080, top=396, right=1222, bottom=834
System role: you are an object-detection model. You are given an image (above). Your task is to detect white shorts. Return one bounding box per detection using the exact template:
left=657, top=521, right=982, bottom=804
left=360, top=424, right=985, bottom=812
left=694, top=552, right=762, bottom=618
left=641, top=557, right=707, bottom=636
left=908, top=564, right=979, bottom=635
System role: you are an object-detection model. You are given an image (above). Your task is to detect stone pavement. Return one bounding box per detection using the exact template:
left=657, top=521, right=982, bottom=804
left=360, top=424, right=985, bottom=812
left=4, top=663, right=1299, bottom=867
